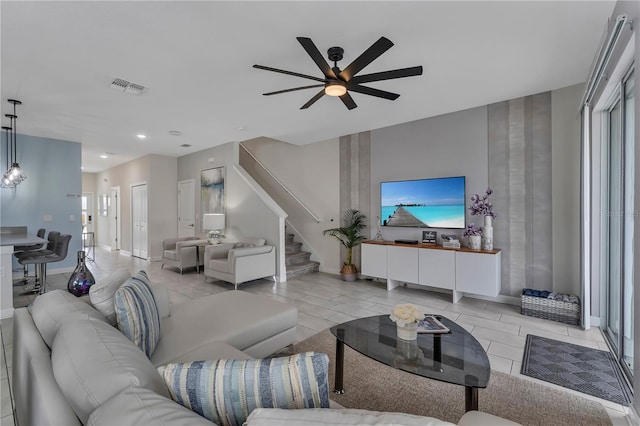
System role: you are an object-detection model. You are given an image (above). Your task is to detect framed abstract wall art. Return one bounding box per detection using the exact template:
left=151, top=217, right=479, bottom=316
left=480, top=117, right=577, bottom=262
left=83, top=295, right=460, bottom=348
left=201, top=166, right=225, bottom=218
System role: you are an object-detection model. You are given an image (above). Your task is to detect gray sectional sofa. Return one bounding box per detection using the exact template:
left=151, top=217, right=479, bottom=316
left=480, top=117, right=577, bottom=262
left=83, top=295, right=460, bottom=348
left=13, top=282, right=519, bottom=426
left=13, top=286, right=297, bottom=425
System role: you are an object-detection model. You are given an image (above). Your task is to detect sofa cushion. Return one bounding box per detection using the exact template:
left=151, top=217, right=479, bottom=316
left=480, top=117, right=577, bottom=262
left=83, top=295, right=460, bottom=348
left=163, top=249, right=178, bottom=261
left=156, top=291, right=297, bottom=361
left=115, top=270, right=161, bottom=358
left=51, top=318, right=170, bottom=424
left=151, top=339, right=251, bottom=367
left=158, top=352, right=330, bottom=426
left=87, top=385, right=211, bottom=426
left=31, top=289, right=107, bottom=348
left=245, top=408, right=457, bottom=426
left=208, top=258, right=230, bottom=273
left=89, top=268, right=131, bottom=325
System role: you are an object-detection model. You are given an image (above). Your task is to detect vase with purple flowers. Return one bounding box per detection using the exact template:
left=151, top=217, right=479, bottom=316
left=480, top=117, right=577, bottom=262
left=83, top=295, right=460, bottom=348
left=469, top=188, right=496, bottom=251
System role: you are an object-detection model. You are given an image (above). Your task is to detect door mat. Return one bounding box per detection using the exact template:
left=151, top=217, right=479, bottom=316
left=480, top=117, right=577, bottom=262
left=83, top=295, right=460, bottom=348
left=521, top=334, right=632, bottom=406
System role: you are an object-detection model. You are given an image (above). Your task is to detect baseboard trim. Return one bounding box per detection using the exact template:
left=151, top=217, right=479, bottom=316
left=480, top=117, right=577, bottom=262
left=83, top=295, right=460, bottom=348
left=1, top=307, right=14, bottom=319
left=627, top=403, right=640, bottom=426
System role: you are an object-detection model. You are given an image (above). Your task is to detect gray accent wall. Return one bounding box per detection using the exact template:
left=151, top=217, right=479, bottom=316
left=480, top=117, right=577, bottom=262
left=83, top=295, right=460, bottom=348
left=339, top=133, right=372, bottom=270
left=488, top=93, right=553, bottom=296
left=365, top=87, right=582, bottom=298
left=370, top=106, right=488, bottom=244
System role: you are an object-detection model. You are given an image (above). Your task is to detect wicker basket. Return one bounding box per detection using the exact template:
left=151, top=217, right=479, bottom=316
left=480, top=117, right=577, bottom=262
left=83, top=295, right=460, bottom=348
left=520, top=290, right=580, bottom=326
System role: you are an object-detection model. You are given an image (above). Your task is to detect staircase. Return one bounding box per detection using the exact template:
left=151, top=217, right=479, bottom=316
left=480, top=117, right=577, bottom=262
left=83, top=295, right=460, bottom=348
left=285, top=233, right=319, bottom=280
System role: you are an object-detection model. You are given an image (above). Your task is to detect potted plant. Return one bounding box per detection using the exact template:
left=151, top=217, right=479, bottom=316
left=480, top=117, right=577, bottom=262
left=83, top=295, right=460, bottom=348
left=462, top=223, right=482, bottom=250
left=323, top=209, right=367, bottom=281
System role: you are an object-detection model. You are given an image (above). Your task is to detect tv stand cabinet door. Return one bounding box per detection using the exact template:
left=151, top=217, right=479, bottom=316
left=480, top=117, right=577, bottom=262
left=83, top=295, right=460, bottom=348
left=361, top=243, right=387, bottom=279
left=419, top=248, right=455, bottom=290
left=388, top=246, right=419, bottom=284
left=455, top=251, right=501, bottom=297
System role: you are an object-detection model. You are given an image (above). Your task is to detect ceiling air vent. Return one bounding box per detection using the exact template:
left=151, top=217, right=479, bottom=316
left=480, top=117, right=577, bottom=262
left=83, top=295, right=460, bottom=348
left=110, top=78, right=148, bottom=96
left=180, top=144, right=191, bottom=147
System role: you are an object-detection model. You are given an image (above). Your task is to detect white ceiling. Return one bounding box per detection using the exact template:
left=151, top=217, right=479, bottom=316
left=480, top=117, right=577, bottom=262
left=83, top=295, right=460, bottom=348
left=1, top=1, right=615, bottom=173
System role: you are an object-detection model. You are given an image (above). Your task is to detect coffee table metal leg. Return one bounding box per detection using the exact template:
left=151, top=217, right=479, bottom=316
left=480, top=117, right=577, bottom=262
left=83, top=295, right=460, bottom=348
left=465, top=386, right=478, bottom=412
left=334, top=339, right=345, bottom=394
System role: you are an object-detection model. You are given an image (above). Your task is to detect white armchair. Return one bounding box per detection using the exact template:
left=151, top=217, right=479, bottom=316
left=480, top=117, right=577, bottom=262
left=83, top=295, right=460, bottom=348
left=203, top=239, right=276, bottom=289
left=161, top=237, right=197, bottom=274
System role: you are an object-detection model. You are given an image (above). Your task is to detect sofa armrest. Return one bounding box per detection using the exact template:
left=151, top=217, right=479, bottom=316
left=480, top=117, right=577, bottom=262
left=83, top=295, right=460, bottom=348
left=228, top=245, right=274, bottom=259
left=204, top=243, right=235, bottom=261
left=229, top=246, right=275, bottom=273
left=162, top=237, right=195, bottom=251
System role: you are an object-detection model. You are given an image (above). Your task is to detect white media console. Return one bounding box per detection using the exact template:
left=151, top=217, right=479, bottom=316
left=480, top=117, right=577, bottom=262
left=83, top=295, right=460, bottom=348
left=361, top=241, right=501, bottom=303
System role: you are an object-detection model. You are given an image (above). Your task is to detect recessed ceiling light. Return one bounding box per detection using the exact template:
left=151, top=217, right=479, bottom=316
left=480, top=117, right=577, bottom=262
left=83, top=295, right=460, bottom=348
left=100, top=154, right=108, bottom=159
left=168, top=130, right=183, bottom=136
left=180, top=144, right=191, bottom=148
left=136, top=134, right=147, bottom=140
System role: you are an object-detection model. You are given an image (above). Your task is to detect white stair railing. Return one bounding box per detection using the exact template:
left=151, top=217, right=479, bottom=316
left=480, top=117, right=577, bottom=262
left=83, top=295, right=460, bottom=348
left=239, top=143, right=320, bottom=224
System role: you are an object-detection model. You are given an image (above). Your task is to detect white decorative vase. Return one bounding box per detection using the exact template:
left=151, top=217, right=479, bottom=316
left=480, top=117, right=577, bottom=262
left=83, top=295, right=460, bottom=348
left=468, top=235, right=481, bottom=250
left=482, top=216, right=494, bottom=251
left=396, top=322, right=418, bottom=340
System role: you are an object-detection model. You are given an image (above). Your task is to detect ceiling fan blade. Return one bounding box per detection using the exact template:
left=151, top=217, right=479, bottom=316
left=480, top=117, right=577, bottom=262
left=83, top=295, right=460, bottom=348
left=347, top=84, right=399, bottom=100
left=338, top=37, right=394, bottom=82
left=296, top=37, right=337, bottom=79
left=350, top=66, right=423, bottom=84
left=253, top=64, right=325, bottom=83
left=340, top=92, right=357, bottom=110
left=263, top=84, right=325, bottom=96
left=301, top=89, right=326, bottom=109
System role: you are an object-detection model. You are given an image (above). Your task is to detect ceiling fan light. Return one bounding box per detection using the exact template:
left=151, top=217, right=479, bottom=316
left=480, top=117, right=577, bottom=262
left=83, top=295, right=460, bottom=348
left=325, top=82, right=347, bottom=97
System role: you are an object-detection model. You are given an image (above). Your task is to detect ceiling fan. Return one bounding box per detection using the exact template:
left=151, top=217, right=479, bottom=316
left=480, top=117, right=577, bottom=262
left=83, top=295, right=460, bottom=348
left=253, top=37, right=423, bottom=110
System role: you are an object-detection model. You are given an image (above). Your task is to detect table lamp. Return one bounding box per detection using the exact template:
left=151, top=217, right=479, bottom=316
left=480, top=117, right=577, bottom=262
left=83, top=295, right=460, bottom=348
left=203, top=213, right=225, bottom=244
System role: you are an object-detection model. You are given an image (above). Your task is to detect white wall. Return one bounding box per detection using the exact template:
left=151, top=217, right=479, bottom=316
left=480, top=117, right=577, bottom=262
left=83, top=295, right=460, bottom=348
left=95, top=154, right=177, bottom=259
left=551, top=84, right=583, bottom=296
left=241, top=137, right=341, bottom=273
left=177, top=142, right=285, bottom=278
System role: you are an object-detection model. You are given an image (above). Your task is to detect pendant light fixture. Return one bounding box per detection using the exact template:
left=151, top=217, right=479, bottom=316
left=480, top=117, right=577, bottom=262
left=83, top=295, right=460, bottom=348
left=2, top=99, right=26, bottom=188
left=1, top=126, right=11, bottom=188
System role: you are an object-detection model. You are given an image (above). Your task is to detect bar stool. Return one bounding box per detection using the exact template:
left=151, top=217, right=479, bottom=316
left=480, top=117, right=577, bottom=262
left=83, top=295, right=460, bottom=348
left=13, top=228, right=46, bottom=283
left=19, top=234, right=71, bottom=295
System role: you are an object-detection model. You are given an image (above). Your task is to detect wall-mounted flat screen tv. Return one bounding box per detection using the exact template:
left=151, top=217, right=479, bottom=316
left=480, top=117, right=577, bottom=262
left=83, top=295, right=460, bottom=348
left=380, top=176, right=466, bottom=229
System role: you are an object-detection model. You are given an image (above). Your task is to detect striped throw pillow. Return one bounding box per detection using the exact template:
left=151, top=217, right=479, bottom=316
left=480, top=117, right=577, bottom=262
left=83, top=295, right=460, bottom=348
left=114, top=270, right=161, bottom=358
left=157, top=352, right=330, bottom=426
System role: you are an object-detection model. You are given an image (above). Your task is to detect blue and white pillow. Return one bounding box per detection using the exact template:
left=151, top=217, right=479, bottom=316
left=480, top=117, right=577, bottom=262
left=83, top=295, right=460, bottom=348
left=158, top=352, right=330, bottom=426
left=114, top=270, right=161, bottom=358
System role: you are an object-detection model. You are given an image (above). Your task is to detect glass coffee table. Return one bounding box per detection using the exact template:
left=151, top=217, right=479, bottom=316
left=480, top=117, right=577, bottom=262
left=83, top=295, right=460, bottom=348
left=330, top=315, right=490, bottom=412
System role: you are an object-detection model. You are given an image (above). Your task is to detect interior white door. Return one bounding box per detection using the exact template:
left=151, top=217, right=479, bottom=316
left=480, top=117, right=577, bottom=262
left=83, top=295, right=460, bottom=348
left=110, top=187, right=121, bottom=250
left=178, top=180, right=196, bottom=237
left=131, top=184, right=149, bottom=259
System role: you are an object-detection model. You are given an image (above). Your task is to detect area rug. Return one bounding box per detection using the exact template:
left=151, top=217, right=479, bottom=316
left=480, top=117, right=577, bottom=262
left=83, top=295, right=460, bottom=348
left=283, top=329, right=611, bottom=426
left=521, top=334, right=632, bottom=406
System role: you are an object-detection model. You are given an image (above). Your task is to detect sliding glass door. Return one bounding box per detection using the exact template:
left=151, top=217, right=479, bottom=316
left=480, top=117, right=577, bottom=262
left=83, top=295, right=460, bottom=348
left=603, top=67, right=634, bottom=379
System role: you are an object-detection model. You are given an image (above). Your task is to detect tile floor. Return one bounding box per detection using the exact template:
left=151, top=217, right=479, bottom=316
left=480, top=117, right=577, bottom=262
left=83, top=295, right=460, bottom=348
left=0, top=246, right=632, bottom=425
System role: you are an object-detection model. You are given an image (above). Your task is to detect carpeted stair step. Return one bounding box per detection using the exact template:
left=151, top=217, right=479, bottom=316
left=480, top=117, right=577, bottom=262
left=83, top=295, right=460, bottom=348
left=286, top=251, right=312, bottom=266
left=285, top=241, right=302, bottom=255
left=286, top=261, right=320, bottom=280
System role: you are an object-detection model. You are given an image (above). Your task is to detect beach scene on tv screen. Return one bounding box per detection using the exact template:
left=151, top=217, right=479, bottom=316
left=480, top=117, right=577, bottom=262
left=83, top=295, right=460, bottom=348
left=381, top=176, right=465, bottom=229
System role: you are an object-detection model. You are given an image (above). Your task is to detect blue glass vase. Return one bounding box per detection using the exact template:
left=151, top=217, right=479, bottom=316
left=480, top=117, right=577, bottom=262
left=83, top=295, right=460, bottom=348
left=67, top=251, right=95, bottom=297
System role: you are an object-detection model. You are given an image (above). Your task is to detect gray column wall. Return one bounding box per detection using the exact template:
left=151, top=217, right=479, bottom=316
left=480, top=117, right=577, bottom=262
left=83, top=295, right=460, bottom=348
left=339, top=132, right=371, bottom=269
left=488, top=93, right=553, bottom=296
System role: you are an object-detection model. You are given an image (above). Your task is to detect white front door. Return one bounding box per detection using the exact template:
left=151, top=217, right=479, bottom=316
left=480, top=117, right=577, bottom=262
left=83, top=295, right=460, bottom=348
left=178, top=179, right=196, bottom=237
left=110, top=187, right=121, bottom=250
left=131, top=183, right=148, bottom=259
